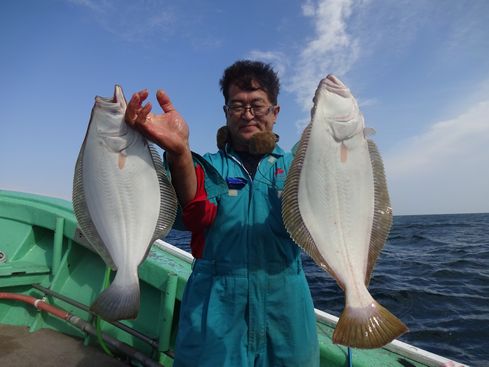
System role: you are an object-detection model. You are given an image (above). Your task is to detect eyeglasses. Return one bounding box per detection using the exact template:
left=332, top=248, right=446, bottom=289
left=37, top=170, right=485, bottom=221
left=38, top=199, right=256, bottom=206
left=224, top=104, right=275, bottom=117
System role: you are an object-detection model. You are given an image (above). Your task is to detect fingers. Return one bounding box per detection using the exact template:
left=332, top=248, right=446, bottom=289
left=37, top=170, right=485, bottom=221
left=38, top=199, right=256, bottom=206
left=125, top=89, right=149, bottom=125
left=135, top=102, right=152, bottom=125
left=126, top=89, right=178, bottom=131
left=156, top=89, right=176, bottom=113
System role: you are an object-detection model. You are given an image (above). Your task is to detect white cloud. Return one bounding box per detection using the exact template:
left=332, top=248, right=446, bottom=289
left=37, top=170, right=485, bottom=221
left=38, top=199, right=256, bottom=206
left=286, top=0, right=360, bottom=113
left=358, top=97, right=378, bottom=108
left=246, top=50, right=288, bottom=80
left=385, top=101, right=489, bottom=178
left=302, top=0, right=316, bottom=17
left=384, top=98, right=489, bottom=214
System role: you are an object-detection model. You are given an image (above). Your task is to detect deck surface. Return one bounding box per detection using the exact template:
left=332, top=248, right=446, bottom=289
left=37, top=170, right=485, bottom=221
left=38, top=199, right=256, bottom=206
left=0, top=324, right=129, bottom=367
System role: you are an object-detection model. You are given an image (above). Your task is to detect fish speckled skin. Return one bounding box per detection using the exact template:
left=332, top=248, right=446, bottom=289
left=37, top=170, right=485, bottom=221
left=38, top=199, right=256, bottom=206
left=73, top=85, right=177, bottom=321
left=282, top=75, right=407, bottom=348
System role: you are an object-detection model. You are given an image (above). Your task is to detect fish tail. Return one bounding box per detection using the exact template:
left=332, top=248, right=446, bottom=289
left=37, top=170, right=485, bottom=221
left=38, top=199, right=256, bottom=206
left=332, top=300, right=408, bottom=349
left=90, top=270, right=140, bottom=322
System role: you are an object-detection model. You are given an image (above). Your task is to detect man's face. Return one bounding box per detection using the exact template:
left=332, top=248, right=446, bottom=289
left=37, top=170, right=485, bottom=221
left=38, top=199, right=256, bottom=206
left=225, top=83, right=280, bottom=152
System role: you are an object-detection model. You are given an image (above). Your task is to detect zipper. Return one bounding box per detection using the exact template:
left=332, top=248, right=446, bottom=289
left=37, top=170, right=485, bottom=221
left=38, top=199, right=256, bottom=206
left=227, top=151, right=253, bottom=182
left=226, top=149, right=262, bottom=353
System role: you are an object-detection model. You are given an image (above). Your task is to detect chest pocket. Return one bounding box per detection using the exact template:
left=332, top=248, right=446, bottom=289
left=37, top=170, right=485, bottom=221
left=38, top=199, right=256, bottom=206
left=268, top=175, right=285, bottom=204
left=268, top=176, right=285, bottom=199
left=263, top=176, right=288, bottom=236
left=226, top=177, right=248, bottom=197
left=263, top=161, right=287, bottom=198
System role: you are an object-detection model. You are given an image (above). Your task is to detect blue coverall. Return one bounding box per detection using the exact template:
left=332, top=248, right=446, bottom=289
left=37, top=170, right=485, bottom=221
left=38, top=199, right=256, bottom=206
left=173, top=144, right=320, bottom=367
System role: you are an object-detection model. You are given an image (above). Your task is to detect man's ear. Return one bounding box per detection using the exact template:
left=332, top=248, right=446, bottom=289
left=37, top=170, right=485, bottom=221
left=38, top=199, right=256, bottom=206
left=273, top=105, right=281, bottom=120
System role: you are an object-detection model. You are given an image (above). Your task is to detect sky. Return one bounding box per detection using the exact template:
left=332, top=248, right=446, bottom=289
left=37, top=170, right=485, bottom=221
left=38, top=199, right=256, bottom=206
left=1, top=0, right=488, bottom=215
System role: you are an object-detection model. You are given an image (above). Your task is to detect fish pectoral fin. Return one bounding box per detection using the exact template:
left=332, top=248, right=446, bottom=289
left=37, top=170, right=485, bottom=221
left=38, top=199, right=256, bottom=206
left=363, top=127, right=376, bottom=138
left=340, top=142, right=348, bottom=162
left=118, top=151, right=127, bottom=169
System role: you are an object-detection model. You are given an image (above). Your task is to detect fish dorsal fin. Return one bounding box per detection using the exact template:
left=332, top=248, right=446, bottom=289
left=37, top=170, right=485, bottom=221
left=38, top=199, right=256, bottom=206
left=365, top=139, right=393, bottom=285
left=72, top=146, right=117, bottom=269
left=148, top=143, right=178, bottom=246
left=282, top=123, right=342, bottom=287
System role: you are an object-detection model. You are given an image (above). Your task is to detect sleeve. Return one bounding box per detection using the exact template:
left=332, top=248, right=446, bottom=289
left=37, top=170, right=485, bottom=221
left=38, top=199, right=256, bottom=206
left=163, top=151, right=225, bottom=258
left=181, top=164, right=218, bottom=258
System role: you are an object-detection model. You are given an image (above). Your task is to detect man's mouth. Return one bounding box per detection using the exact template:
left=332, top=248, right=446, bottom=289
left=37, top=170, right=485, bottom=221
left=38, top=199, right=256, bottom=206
left=239, top=124, right=259, bottom=131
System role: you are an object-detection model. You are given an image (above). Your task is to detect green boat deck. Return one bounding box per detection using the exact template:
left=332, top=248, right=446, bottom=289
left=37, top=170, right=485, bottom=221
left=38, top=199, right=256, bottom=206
left=0, top=190, right=463, bottom=366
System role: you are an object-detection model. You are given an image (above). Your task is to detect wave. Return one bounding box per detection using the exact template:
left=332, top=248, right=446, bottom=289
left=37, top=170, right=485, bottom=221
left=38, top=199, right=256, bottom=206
left=394, top=221, right=476, bottom=230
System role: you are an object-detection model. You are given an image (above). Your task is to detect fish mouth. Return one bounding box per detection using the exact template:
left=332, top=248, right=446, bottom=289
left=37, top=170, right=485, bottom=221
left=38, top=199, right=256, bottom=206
left=312, top=74, right=351, bottom=107
left=95, top=85, right=127, bottom=110
left=312, top=75, right=358, bottom=124
left=93, top=85, right=134, bottom=149
left=323, top=74, right=351, bottom=98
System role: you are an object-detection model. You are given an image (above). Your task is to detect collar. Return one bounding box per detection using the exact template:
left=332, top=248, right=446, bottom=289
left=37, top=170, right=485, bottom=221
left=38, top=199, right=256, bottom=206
left=223, top=143, right=284, bottom=159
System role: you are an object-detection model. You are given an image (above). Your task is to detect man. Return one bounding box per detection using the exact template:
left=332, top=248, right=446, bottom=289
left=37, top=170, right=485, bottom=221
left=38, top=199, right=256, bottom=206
left=126, top=60, right=319, bottom=366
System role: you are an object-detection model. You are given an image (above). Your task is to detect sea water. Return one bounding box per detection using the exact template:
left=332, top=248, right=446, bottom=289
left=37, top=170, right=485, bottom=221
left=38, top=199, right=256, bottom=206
left=166, top=213, right=489, bottom=366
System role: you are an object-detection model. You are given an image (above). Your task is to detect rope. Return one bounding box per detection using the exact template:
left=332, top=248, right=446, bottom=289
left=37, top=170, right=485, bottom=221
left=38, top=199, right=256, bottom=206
left=96, top=266, right=113, bottom=356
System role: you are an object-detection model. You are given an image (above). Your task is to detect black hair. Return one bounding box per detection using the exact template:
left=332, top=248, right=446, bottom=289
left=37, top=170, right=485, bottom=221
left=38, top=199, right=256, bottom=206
left=219, top=60, right=280, bottom=105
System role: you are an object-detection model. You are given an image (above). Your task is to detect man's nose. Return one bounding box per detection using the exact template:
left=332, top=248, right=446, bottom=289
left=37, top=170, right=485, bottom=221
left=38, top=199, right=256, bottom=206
left=242, top=108, right=254, bottom=120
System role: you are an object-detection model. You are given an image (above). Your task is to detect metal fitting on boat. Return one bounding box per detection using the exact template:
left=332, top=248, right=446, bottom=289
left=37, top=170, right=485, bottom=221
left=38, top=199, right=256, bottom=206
left=0, top=251, right=6, bottom=263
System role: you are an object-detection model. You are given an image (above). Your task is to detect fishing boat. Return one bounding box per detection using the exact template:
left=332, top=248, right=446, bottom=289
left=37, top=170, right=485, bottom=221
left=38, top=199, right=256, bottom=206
left=0, top=190, right=466, bottom=366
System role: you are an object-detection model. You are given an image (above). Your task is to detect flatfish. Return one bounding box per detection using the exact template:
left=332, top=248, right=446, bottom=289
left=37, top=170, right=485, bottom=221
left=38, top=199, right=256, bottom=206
left=282, top=75, right=407, bottom=348
left=73, top=85, right=177, bottom=321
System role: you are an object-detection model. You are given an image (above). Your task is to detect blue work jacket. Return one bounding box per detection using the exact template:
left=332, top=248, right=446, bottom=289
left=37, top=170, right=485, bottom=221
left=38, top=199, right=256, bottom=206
left=173, top=144, right=320, bottom=367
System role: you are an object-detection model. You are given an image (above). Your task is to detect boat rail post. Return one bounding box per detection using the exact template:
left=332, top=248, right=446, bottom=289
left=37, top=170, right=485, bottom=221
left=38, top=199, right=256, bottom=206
left=52, top=217, right=64, bottom=275
left=158, top=272, right=178, bottom=364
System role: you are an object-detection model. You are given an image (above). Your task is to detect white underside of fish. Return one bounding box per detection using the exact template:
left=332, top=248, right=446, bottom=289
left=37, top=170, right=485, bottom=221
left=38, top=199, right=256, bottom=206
left=298, top=123, right=374, bottom=306
left=73, top=85, right=177, bottom=321
left=282, top=75, right=407, bottom=348
left=82, top=131, right=161, bottom=275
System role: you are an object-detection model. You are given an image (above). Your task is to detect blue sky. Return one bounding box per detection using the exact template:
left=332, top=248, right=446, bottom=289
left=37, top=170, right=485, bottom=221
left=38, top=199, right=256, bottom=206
left=1, top=0, right=488, bottom=215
